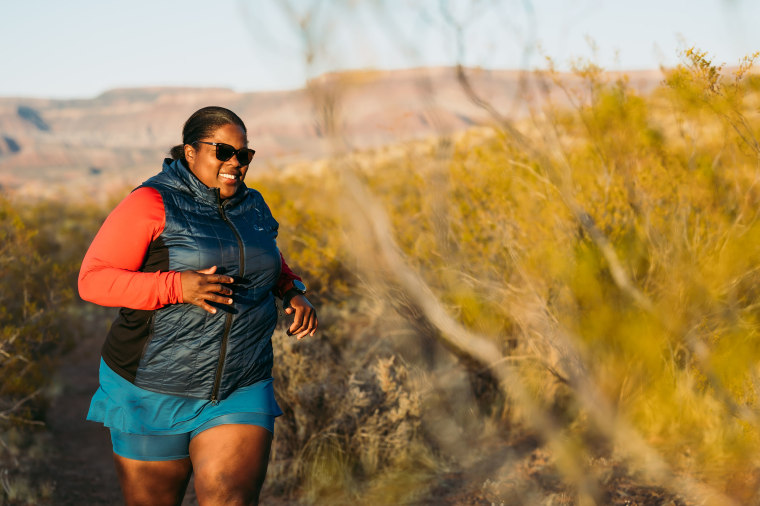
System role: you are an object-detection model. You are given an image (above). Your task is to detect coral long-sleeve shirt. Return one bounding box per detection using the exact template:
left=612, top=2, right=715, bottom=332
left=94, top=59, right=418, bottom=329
left=78, top=186, right=301, bottom=310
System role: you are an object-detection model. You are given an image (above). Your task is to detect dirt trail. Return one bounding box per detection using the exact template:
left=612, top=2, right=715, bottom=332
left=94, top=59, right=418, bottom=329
left=41, top=332, right=201, bottom=505
left=41, top=331, right=122, bottom=505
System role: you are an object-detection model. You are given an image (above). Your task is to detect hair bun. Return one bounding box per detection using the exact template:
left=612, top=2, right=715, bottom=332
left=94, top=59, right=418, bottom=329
left=169, top=144, right=185, bottom=160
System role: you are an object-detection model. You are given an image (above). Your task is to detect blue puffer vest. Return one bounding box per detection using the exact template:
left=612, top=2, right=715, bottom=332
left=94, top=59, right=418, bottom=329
left=133, top=158, right=281, bottom=400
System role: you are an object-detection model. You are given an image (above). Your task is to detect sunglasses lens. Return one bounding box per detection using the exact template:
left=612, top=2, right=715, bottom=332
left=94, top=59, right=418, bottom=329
left=236, top=149, right=255, bottom=166
left=215, top=143, right=236, bottom=162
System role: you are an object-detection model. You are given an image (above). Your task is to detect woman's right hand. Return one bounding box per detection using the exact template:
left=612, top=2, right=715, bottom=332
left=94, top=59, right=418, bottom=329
left=180, top=266, right=235, bottom=314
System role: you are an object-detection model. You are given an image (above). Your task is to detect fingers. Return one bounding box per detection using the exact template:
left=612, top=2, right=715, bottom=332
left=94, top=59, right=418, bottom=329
left=205, top=274, right=235, bottom=285
left=197, top=294, right=233, bottom=314
left=287, top=296, right=318, bottom=340
left=287, top=307, right=305, bottom=336
left=206, top=282, right=234, bottom=296
left=292, top=310, right=318, bottom=339
left=181, top=268, right=236, bottom=314
left=197, top=300, right=222, bottom=314
left=189, top=291, right=234, bottom=314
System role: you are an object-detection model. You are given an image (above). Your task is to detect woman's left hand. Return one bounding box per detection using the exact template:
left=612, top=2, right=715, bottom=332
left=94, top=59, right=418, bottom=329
left=285, top=295, right=318, bottom=339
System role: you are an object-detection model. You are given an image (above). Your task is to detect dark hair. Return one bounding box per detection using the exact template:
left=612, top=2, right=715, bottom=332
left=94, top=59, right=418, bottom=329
left=169, top=106, right=247, bottom=161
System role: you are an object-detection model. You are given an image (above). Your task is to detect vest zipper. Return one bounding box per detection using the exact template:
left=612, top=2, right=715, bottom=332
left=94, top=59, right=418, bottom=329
left=210, top=191, right=246, bottom=403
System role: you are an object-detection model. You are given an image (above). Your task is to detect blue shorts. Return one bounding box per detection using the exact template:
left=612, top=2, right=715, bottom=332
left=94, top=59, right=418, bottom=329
left=109, top=412, right=275, bottom=461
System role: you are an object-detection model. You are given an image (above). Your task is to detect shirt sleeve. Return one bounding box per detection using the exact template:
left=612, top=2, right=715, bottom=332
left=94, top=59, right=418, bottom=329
left=274, top=252, right=303, bottom=298
left=78, top=186, right=184, bottom=309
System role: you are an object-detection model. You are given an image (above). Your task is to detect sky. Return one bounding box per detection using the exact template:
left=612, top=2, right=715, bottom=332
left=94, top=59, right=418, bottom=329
left=1, top=0, right=759, bottom=99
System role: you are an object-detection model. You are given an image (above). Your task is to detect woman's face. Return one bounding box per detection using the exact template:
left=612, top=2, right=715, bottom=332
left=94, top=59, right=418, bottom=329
left=184, top=123, right=249, bottom=199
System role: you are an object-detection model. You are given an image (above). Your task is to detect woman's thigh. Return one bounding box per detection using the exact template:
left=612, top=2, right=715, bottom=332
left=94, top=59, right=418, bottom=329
left=189, top=424, right=273, bottom=505
left=109, top=429, right=194, bottom=506
left=112, top=453, right=192, bottom=506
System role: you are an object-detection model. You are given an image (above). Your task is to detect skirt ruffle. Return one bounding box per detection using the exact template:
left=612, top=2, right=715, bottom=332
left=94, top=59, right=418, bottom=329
left=87, top=358, right=283, bottom=435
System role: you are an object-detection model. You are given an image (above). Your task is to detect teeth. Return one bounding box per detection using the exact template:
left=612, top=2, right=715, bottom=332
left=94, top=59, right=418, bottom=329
left=219, top=174, right=237, bottom=180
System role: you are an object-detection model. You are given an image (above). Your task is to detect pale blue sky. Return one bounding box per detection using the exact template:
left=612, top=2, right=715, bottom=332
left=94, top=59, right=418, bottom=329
left=1, top=0, right=758, bottom=98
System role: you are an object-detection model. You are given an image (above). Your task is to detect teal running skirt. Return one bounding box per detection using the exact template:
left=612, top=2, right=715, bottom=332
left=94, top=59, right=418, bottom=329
left=87, top=358, right=282, bottom=461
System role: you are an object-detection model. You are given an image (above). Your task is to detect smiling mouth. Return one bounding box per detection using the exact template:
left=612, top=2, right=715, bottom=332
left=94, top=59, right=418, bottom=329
left=219, top=173, right=239, bottom=182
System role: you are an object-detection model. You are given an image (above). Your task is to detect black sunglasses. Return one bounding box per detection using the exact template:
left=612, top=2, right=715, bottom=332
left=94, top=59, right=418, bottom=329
left=193, top=141, right=255, bottom=166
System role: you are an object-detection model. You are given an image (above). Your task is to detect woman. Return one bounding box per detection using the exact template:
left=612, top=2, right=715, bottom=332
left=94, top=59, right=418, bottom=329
left=79, top=106, right=317, bottom=505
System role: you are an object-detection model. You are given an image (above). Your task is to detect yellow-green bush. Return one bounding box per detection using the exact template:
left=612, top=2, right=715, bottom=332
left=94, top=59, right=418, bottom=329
left=251, top=50, right=760, bottom=502
left=0, top=195, right=107, bottom=504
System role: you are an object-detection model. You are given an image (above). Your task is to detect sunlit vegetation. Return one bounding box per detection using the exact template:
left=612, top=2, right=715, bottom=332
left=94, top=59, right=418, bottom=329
left=0, top=196, right=108, bottom=503
left=260, top=49, right=760, bottom=503
left=4, top=49, right=760, bottom=503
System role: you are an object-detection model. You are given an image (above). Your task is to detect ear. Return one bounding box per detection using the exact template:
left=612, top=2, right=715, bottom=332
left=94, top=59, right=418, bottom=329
left=184, top=143, right=195, bottom=160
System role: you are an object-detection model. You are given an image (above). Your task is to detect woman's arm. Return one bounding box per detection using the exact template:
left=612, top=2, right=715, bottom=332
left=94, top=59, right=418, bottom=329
left=274, top=253, right=302, bottom=298
left=274, top=253, right=317, bottom=339
left=78, top=187, right=183, bottom=310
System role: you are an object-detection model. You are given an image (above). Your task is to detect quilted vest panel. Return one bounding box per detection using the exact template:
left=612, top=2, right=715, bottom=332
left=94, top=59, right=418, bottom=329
left=133, top=158, right=281, bottom=399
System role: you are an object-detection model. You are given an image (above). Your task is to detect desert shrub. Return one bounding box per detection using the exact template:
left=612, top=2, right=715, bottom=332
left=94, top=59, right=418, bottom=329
left=1, top=198, right=68, bottom=423
left=262, top=303, right=437, bottom=504
left=0, top=195, right=107, bottom=504
left=252, top=50, right=760, bottom=503
left=0, top=196, right=106, bottom=418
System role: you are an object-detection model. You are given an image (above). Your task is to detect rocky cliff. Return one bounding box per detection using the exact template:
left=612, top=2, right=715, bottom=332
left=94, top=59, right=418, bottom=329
left=0, top=67, right=662, bottom=199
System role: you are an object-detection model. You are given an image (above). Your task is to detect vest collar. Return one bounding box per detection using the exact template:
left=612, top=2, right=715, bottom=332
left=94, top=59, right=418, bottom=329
left=161, top=158, right=248, bottom=207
